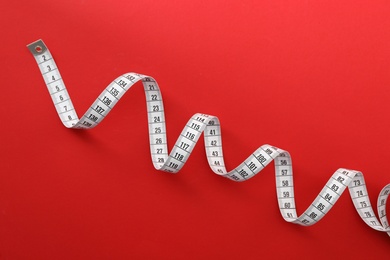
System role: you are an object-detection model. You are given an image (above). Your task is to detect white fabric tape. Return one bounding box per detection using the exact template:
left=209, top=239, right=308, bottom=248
left=27, top=39, right=390, bottom=236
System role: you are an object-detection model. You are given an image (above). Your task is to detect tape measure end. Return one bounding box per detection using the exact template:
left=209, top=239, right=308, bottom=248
left=27, top=39, right=47, bottom=56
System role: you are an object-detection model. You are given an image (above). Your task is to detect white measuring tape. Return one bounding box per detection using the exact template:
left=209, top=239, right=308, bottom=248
left=27, top=39, right=390, bottom=236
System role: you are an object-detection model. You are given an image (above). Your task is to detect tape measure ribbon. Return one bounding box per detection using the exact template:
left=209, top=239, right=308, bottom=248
left=27, top=39, right=390, bottom=237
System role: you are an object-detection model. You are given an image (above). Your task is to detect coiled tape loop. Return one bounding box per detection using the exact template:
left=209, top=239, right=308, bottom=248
left=27, top=39, right=390, bottom=237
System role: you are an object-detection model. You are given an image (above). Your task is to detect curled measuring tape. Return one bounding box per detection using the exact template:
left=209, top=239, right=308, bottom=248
left=27, top=39, right=390, bottom=237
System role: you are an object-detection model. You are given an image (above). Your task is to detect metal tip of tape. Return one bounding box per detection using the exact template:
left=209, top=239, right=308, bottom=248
left=27, top=39, right=47, bottom=55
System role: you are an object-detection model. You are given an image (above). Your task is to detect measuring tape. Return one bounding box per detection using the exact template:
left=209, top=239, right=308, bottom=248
left=27, top=39, right=390, bottom=237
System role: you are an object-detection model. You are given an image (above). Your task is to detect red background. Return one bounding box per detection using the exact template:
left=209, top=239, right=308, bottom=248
left=1, top=0, right=390, bottom=259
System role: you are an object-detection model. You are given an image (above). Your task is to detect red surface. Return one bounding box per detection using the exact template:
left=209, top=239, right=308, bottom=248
left=1, top=0, right=390, bottom=259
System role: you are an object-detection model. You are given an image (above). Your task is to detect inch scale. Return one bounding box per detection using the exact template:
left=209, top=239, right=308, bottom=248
left=27, top=39, right=390, bottom=236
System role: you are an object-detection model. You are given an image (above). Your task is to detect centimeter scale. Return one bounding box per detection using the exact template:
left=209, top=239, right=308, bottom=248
left=27, top=39, right=390, bottom=237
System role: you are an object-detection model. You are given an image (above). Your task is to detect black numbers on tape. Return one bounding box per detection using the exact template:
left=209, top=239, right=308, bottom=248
left=110, top=87, right=119, bottom=97
left=102, top=96, right=112, bottom=106
left=95, top=105, right=105, bottom=114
